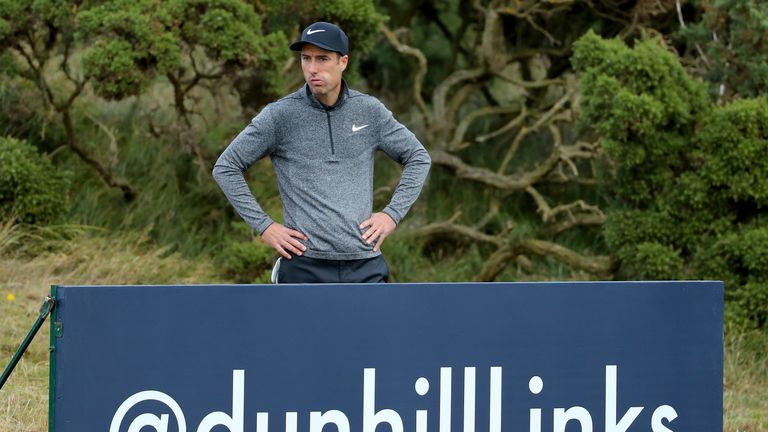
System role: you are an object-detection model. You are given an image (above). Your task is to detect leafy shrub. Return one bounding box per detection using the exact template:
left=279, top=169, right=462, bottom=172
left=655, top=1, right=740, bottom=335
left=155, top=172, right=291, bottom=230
left=603, top=210, right=679, bottom=253
left=217, top=222, right=276, bottom=283
left=618, top=242, right=684, bottom=280
left=0, top=137, right=69, bottom=224
left=574, top=32, right=768, bottom=328
left=698, top=97, right=768, bottom=203
left=695, top=225, right=768, bottom=327
left=728, top=281, right=768, bottom=329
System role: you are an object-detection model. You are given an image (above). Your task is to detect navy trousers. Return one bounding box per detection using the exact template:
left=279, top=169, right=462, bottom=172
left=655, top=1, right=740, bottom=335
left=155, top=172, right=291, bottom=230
left=276, top=255, right=389, bottom=284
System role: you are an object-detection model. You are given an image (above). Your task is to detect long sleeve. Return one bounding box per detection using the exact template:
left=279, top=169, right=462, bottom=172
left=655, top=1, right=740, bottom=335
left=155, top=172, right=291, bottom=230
left=376, top=104, right=431, bottom=224
left=212, top=106, right=278, bottom=235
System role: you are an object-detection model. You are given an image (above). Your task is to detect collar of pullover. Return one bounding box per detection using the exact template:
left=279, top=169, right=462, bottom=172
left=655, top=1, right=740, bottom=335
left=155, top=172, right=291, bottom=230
left=304, top=79, right=349, bottom=111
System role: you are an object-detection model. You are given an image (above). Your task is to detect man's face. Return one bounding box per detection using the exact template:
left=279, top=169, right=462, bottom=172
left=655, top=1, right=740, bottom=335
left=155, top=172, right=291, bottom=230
left=301, top=44, right=348, bottom=103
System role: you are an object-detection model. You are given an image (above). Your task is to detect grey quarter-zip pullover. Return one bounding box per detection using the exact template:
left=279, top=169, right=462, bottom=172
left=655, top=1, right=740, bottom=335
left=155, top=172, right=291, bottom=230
left=213, top=83, right=431, bottom=260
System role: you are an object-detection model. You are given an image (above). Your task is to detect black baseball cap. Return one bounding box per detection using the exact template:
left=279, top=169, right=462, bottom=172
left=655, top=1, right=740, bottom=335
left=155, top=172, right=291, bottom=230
left=289, top=22, right=349, bottom=56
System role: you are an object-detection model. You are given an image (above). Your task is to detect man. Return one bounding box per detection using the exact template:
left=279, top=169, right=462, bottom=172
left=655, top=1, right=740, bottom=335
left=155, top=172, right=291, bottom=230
left=213, top=21, right=431, bottom=283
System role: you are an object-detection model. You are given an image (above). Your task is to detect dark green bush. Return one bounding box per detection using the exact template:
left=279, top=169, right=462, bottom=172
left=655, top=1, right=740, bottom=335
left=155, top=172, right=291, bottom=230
left=728, top=281, right=768, bottom=329
left=574, top=32, right=768, bottom=328
left=603, top=210, right=679, bottom=253
left=698, top=98, right=768, bottom=203
left=0, top=137, right=69, bottom=224
left=705, top=228, right=768, bottom=327
left=618, top=242, right=684, bottom=280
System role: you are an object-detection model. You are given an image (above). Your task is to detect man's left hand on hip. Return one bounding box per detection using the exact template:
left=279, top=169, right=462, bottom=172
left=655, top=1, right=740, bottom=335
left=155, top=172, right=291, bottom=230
left=360, top=212, right=396, bottom=252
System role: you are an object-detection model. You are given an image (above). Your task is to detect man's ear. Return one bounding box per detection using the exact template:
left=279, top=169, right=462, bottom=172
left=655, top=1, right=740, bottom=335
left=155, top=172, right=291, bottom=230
left=339, top=54, right=349, bottom=71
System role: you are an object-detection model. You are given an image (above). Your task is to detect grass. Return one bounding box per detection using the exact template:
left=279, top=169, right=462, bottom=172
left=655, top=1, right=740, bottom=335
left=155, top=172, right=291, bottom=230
left=1, top=228, right=766, bottom=431
left=0, top=229, right=224, bottom=432
left=724, top=328, right=768, bottom=431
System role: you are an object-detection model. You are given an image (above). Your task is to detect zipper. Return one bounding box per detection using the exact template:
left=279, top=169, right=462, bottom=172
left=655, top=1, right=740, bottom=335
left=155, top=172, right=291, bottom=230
left=325, top=109, right=335, bottom=155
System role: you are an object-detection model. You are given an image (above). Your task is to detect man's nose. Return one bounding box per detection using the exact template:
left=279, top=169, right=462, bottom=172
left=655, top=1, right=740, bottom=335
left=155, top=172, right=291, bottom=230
left=307, top=59, right=318, bottom=74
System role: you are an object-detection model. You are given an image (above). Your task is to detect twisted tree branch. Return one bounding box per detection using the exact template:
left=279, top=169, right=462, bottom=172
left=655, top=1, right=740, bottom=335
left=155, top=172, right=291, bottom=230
left=12, top=37, right=138, bottom=200
left=476, top=106, right=528, bottom=143
left=387, top=0, right=614, bottom=280
left=525, top=185, right=605, bottom=225
left=62, top=110, right=137, bottom=200
left=414, top=220, right=503, bottom=247
left=380, top=24, right=431, bottom=127
left=85, top=114, right=119, bottom=169
left=520, top=239, right=614, bottom=274
left=449, top=105, right=521, bottom=151
left=414, top=218, right=614, bottom=281
left=497, top=90, right=573, bottom=174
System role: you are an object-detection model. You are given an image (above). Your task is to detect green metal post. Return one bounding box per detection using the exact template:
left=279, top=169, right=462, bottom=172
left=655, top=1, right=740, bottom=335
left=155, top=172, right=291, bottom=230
left=49, top=285, right=59, bottom=432
left=0, top=295, right=55, bottom=390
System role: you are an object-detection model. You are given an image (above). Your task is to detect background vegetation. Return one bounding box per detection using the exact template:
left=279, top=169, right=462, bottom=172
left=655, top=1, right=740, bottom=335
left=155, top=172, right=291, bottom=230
left=1, top=0, right=766, bottom=430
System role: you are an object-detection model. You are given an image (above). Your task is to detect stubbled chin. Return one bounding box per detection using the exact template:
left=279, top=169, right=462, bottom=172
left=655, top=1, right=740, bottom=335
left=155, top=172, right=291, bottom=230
left=310, top=86, right=326, bottom=96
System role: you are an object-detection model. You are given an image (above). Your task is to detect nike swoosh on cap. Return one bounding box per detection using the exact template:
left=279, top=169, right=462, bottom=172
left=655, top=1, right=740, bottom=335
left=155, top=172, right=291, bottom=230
left=352, top=124, right=369, bottom=132
left=306, top=29, right=325, bottom=35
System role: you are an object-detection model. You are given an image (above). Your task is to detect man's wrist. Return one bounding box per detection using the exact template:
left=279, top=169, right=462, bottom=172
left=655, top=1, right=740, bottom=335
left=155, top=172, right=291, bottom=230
left=381, top=208, right=400, bottom=225
left=258, top=221, right=275, bottom=236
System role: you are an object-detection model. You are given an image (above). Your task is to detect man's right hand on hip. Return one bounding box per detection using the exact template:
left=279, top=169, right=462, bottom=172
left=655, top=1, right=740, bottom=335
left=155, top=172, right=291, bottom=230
left=262, top=223, right=308, bottom=259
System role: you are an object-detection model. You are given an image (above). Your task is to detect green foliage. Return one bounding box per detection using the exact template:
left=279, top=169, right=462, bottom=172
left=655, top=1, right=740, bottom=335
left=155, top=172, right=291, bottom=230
left=254, top=0, right=384, bottom=88
left=261, top=0, right=385, bottom=55
left=217, top=222, right=276, bottom=283
left=177, top=0, right=264, bottom=62
left=0, top=0, right=78, bottom=104
left=603, top=210, right=679, bottom=252
left=63, top=103, right=240, bottom=256
left=618, top=242, right=684, bottom=280
left=573, top=31, right=709, bottom=143
left=695, top=225, right=768, bottom=327
left=78, top=0, right=289, bottom=99
left=256, top=31, right=291, bottom=92
left=698, top=97, right=768, bottom=203
left=0, top=0, right=76, bottom=47
left=680, top=0, right=768, bottom=99
left=728, top=281, right=768, bottom=329
left=574, top=31, right=714, bottom=211
left=314, top=0, right=385, bottom=55
left=0, top=79, right=68, bottom=152
left=0, top=51, right=16, bottom=76
left=0, top=137, right=69, bottom=224
left=82, top=38, right=157, bottom=98
left=575, top=31, right=768, bottom=328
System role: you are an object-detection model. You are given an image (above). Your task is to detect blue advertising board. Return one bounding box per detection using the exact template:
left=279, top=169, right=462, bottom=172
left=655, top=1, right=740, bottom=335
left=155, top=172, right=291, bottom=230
left=50, top=282, right=722, bottom=432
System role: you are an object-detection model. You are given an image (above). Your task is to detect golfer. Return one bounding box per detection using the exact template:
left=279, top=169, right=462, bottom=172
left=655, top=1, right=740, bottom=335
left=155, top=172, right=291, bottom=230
left=213, top=21, right=431, bottom=283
